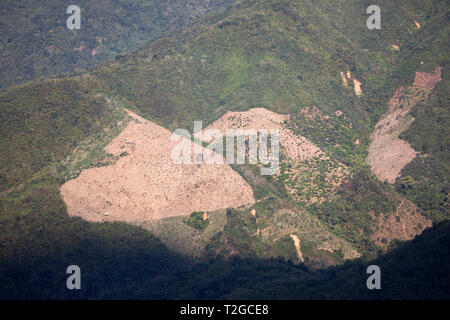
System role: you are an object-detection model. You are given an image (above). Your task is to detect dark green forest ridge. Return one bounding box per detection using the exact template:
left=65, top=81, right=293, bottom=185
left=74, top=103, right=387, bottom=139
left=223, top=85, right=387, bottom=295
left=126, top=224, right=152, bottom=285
left=0, top=0, right=449, bottom=298
left=0, top=0, right=234, bottom=89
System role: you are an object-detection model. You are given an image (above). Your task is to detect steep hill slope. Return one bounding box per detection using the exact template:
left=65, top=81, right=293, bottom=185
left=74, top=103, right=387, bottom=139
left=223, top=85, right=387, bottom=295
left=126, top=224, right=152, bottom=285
left=0, top=0, right=234, bottom=88
left=79, top=0, right=448, bottom=255
left=0, top=78, right=119, bottom=194
left=60, top=109, right=255, bottom=222
left=163, top=220, right=450, bottom=300
left=0, top=0, right=449, bottom=298
left=94, top=0, right=423, bottom=132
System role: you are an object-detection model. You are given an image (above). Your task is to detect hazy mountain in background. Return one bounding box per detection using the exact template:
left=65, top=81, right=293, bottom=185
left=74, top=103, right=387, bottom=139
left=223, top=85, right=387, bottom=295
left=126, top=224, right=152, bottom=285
left=0, top=0, right=234, bottom=88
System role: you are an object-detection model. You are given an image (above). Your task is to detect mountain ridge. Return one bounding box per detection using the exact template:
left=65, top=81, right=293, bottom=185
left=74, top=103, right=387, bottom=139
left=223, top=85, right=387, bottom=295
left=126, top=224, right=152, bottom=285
left=0, top=0, right=448, bottom=298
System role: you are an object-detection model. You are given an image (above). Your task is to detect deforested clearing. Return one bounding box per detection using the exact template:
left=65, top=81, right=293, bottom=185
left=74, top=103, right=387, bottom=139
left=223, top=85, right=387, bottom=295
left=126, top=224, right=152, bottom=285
left=205, top=108, right=322, bottom=162
left=367, top=101, right=418, bottom=183
left=413, top=66, right=442, bottom=91
left=206, top=108, right=348, bottom=205
left=60, top=109, right=255, bottom=223
left=367, top=67, right=441, bottom=183
left=370, top=199, right=432, bottom=248
left=353, top=79, right=362, bottom=95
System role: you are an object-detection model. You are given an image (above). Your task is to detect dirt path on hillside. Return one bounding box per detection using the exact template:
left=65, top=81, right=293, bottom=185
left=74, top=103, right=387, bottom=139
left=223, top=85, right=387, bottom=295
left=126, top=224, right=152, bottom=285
left=290, top=234, right=304, bottom=263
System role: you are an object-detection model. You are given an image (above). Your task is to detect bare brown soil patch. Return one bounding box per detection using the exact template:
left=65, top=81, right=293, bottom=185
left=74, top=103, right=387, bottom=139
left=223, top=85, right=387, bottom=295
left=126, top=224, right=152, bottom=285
left=353, top=79, right=362, bottom=95
left=413, top=66, right=442, bottom=90
left=367, top=67, right=441, bottom=183
left=371, top=199, right=432, bottom=248
left=367, top=100, right=418, bottom=182
left=205, top=108, right=322, bottom=162
left=339, top=70, right=362, bottom=95
left=368, top=138, right=417, bottom=183
left=388, top=87, right=405, bottom=112
left=60, top=110, right=255, bottom=223
left=206, top=108, right=348, bottom=205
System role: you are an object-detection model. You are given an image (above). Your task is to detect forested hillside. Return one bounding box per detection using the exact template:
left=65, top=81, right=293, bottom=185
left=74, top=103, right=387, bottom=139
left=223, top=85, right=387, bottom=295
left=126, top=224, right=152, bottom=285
left=0, top=0, right=448, bottom=299
left=89, top=0, right=449, bottom=255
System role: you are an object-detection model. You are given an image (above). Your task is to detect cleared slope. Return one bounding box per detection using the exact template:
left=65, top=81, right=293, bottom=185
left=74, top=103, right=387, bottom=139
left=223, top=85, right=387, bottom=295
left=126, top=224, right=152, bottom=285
left=205, top=108, right=348, bottom=205
left=60, top=109, right=255, bottom=222
left=367, top=67, right=442, bottom=183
